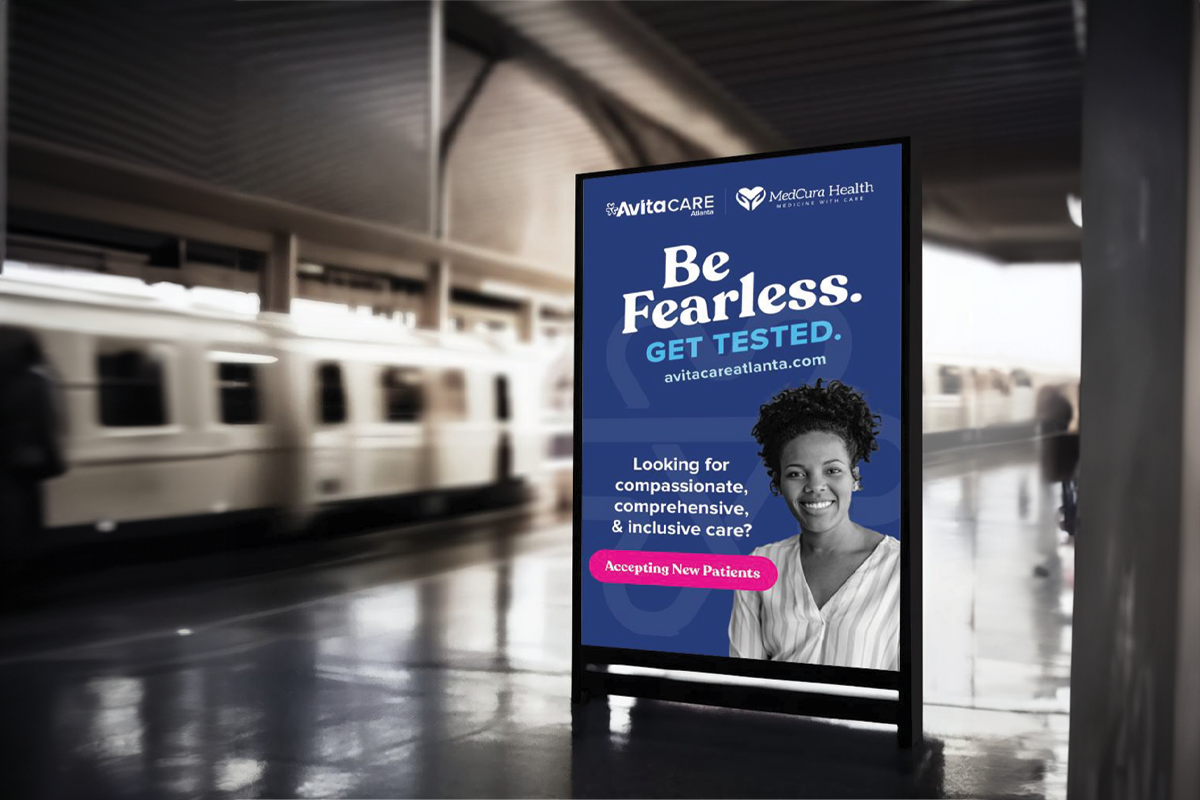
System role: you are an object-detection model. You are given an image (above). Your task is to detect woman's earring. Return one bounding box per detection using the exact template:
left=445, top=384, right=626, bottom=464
left=853, top=474, right=862, bottom=491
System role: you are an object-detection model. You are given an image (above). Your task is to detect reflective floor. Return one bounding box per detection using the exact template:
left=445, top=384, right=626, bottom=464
left=0, top=444, right=1072, bottom=799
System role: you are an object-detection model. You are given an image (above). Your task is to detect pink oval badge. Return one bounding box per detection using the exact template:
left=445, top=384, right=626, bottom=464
left=589, top=550, right=777, bottom=591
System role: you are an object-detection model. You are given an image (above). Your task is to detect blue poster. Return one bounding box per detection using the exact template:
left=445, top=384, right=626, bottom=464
left=579, top=143, right=905, bottom=672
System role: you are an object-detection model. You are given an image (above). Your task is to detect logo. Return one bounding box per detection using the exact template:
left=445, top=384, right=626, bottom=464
left=605, top=194, right=715, bottom=219
left=766, top=181, right=876, bottom=208
left=735, top=186, right=766, bottom=211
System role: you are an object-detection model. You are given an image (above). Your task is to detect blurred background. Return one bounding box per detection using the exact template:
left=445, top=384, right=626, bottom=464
left=0, top=1, right=1093, bottom=798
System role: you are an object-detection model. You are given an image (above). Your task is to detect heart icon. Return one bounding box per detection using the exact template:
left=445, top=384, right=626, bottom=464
left=736, top=186, right=766, bottom=211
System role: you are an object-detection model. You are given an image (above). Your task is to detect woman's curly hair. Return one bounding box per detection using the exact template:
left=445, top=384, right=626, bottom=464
left=751, top=379, right=881, bottom=494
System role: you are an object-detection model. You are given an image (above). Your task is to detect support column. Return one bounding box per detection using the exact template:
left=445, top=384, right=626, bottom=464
left=423, top=0, right=452, bottom=335
left=1069, top=3, right=1199, bottom=799
left=260, top=232, right=297, bottom=314
left=428, top=0, right=444, bottom=238
left=517, top=299, right=539, bottom=344
left=1174, top=7, right=1200, bottom=799
left=0, top=1, right=8, bottom=272
left=423, top=259, right=450, bottom=333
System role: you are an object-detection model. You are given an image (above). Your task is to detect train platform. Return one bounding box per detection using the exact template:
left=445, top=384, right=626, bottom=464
left=0, top=445, right=1071, bottom=799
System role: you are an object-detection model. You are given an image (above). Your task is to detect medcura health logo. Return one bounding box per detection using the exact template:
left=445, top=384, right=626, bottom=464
left=735, top=186, right=766, bottom=211
left=605, top=194, right=716, bottom=219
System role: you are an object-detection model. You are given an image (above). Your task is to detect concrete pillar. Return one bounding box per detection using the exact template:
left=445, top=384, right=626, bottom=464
left=1069, top=3, right=1200, bottom=799
left=428, top=0, right=444, bottom=238
left=0, top=2, right=8, bottom=272
left=1177, top=12, right=1200, bottom=800
left=423, top=0, right=451, bottom=336
left=518, top=299, right=539, bottom=344
left=260, top=232, right=297, bottom=314
left=423, top=259, right=450, bottom=333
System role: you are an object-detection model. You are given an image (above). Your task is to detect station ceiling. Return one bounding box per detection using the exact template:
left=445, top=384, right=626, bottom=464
left=621, top=0, right=1084, bottom=263
left=8, top=0, right=1083, bottom=290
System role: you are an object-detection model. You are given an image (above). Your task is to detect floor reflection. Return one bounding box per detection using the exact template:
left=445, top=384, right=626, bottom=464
left=0, top=445, right=1071, bottom=798
left=924, top=443, right=1073, bottom=716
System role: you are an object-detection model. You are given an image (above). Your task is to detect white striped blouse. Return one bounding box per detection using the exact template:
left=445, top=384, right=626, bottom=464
left=728, top=534, right=901, bottom=670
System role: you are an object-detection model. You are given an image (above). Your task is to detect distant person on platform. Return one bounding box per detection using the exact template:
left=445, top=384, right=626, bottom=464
left=1036, top=384, right=1079, bottom=540
left=0, top=326, right=65, bottom=585
left=729, top=379, right=900, bottom=670
left=1035, top=384, right=1075, bottom=480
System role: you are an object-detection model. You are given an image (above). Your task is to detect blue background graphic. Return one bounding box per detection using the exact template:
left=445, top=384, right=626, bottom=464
left=580, top=143, right=904, bottom=658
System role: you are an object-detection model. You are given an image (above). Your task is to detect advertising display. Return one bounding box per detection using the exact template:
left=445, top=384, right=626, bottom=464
left=573, top=140, right=921, bottom=741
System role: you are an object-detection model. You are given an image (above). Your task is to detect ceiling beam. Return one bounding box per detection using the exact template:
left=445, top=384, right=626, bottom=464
left=6, top=136, right=574, bottom=303
left=475, top=0, right=783, bottom=158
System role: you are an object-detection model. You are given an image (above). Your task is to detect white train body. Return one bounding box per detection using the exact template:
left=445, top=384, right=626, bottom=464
left=0, top=275, right=547, bottom=536
left=920, top=358, right=1079, bottom=439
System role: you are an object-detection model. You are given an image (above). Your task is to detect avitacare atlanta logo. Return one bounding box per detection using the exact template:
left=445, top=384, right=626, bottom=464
left=735, top=186, right=766, bottom=211
left=605, top=194, right=715, bottom=218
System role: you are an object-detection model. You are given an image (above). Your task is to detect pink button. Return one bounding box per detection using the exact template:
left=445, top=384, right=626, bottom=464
left=589, top=550, right=777, bottom=591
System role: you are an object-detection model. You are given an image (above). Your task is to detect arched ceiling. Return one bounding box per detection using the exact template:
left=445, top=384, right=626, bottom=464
left=481, top=0, right=1084, bottom=263
left=7, top=0, right=1083, bottom=282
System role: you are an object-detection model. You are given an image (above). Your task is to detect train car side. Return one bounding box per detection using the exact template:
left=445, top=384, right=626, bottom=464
left=0, top=279, right=545, bottom=541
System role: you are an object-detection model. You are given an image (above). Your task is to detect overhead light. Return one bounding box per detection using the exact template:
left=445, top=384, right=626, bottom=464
left=207, top=351, right=278, bottom=364
left=1067, top=194, right=1083, bottom=228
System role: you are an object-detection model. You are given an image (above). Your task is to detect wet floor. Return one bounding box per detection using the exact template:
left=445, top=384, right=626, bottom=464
left=0, top=444, right=1071, bottom=799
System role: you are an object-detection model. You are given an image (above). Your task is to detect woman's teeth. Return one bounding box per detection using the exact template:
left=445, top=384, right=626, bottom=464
left=801, top=500, right=834, bottom=510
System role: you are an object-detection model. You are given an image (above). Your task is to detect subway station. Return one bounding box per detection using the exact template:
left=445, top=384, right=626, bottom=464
left=0, top=2, right=1197, bottom=799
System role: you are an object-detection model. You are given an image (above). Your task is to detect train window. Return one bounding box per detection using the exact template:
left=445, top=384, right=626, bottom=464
left=550, top=432, right=572, bottom=460
left=317, top=362, right=346, bottom=424
left=97, top=348, right=167, bottom=427
left=1011, top=369, right=1033, bottom=388
left=938, top=366, right=964, bottom=395
left=441, top=369, right=468, bottom=420
left=381, top=367, right=424, bottom=422
left=216, top=363, right=260, bottom=425
left=495, top=375, right=511, bottom=421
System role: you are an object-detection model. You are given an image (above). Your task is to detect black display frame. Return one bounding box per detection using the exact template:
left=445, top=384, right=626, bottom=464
left=572, top=137, right=922, bottom=747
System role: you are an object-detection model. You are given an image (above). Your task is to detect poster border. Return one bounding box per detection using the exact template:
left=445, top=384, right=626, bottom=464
left=572, top=137, right=921, bottom=746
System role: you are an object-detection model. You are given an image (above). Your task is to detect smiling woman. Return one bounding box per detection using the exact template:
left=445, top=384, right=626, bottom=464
left=728, top=379, right=901, bottom=670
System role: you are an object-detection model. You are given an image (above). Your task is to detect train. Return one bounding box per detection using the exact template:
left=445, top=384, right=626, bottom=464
left=1, top=269, right=559, bottom=541
left=921, top=358, right=1080, bottom=450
